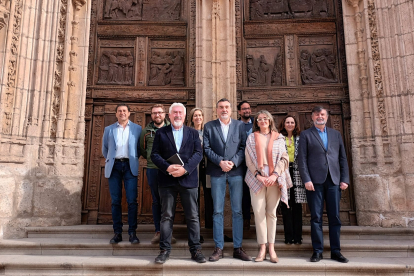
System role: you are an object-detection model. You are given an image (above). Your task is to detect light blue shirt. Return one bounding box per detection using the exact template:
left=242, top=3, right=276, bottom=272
left=316, top=126, right=328, bottom=150
left=172, top=124, right=184, bottom=152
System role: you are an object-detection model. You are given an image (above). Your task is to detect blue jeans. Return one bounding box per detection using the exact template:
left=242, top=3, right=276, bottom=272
left=108, top=160, right=138, bottom=234
left=211, top=174, right=244, bottom=249
left=146, top=168, right=161, bottom=232
left=159, top=184, right=201, bottom=254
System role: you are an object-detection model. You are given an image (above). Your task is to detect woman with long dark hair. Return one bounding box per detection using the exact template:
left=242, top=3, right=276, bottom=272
left=278, top=115, right=306, bottom=245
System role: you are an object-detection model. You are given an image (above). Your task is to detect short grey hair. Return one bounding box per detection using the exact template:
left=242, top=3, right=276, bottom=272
left=169, top=102, right=186, bottom=115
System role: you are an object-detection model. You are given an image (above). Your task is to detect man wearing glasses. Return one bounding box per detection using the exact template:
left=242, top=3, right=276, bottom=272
left=237, top=101, right=254, bottom=230
left=140, top=104, right=175, bottom=244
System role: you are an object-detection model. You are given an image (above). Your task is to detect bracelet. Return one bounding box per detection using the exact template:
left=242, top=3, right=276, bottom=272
left=273, top=172, right=279, bottom=177
left=254, top=171, right=261, bottom=178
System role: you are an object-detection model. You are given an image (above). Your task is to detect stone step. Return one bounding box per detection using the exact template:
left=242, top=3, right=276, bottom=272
left=0, top=255, right=413, bottom=276
left=25, top=225, right=414, bottom=240
left=1, top=237, right=413, bottom=258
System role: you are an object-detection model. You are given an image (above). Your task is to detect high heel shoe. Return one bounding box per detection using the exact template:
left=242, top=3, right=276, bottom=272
left=269, top=251, right=279, bottom=263
left=254, top=250, right=266, bottom=262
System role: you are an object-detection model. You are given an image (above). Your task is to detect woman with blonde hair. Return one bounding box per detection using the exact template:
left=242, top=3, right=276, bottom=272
left=245, top=110, right=292, bottom=263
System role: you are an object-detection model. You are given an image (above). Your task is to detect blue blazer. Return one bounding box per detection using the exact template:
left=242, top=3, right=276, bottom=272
left=102, top=121, right=142, bottom=178
left=151, top=125, right=203, bottom=188
left=297, top=126, right=349, bottom=185
left=203, top=119, right=247, bottom=177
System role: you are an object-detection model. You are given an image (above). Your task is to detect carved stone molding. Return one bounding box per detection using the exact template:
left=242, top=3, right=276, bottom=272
left=1, top=0, right=22, bottom=135
left=51, top=0, right=69, bottom=138
left=367, top=0, right=387, bottom=136
left=73, top=0, right=87, bottom=10
left=0, top=1, right=10, bottom=30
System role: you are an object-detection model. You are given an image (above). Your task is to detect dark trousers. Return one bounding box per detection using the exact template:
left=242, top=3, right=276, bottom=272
left=242, top=181, right=252, bottom=221
left=146, top=168, right=161, bottom=232
left=108, top=160, right=138, bottom=234
left=159, top=184, right=201, bottom=254
left=201, top=179, right=214, bottom=229
left=306, top=173, right=342, bottom=254
left=281, top=181, right=303, bottom=242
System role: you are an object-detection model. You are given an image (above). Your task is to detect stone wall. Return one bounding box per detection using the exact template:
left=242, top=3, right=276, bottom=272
left=343, top=0, right=414, bottom=227
left=0, top=0, right=91, bottom=238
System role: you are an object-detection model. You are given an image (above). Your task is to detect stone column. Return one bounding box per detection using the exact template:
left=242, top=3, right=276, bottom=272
left=0, top=0, right=91, bottom=238
left=343, top=0, right=414, bottom=227
left=196, top=0, right=237, bottom=120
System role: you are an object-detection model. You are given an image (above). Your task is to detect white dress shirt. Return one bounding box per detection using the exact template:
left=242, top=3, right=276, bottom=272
left=219, top=119, right=231, bottom=142
left=115, top=121, right=130, bottom=159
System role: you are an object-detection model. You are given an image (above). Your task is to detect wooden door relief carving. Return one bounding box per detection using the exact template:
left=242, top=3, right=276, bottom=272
left=83, top=0, right=195, bottom=225
left=238, top=0, right=356, bottom=225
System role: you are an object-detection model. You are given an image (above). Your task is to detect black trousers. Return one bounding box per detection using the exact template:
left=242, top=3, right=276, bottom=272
left=159, top=184, right=201, bottom=254
left=281, top=166, right=303, bottom=242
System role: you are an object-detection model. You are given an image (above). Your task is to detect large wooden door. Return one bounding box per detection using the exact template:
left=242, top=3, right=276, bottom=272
left=237, top=0, right=356, bottom=225
left=82, top=0, right=196, bottom=225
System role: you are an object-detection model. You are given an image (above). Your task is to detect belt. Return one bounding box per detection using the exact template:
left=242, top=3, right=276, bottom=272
left=115, top=158, right=129, bottom=162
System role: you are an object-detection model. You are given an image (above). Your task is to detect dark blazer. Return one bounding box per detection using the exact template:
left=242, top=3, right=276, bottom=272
left=203, top=119, right=247, bottom=177
left=151, top=125, right=203, bottom=188
left=297, top=126, right=349, bottom=185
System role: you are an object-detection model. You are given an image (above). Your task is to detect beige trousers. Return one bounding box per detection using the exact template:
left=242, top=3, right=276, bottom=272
left=250, top=184, right=281, bottom=244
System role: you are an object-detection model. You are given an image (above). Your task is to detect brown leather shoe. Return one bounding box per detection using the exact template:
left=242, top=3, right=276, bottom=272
left=233, top=247, right=253, bottom=261
left=209, top=247, right=223, bottom=262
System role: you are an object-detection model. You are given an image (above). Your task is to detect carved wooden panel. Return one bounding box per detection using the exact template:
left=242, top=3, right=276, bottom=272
left=103, top=0, right=182, bottom=21
left=249, top=0, right=335, bottom=20
left=245, top=39, right=284, bottom=87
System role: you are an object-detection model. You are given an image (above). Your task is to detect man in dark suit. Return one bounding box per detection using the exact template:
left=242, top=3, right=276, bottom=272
left=102, top=103, right=142, bottom=244
left=297, top=106, right=350, bottom=263
left=203, top=98, right=252, bottom=262
left=151, top=102, right=206, bottom=264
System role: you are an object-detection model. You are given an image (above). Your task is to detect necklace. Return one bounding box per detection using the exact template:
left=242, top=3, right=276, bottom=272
left=260, top=131, right=270, bottom=136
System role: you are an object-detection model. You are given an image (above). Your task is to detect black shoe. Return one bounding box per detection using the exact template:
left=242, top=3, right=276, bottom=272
left=109, top=233, right=122, bottom=244
left=310, top=252, right=323, bottom=262
left=224, top=235, right=233, bottom=242
left=129, top=232, right=140, bottom=244
left=155, top=250, right=170, bottom=264
left=284, top=239, right=293, bottom=245
left=191, top=249, right=207, bottom=263
left=209, top=247, right=223, bottom=262
left=331, top=252, right=349, bottom=263
left=199, top=235, right=204, bottom=244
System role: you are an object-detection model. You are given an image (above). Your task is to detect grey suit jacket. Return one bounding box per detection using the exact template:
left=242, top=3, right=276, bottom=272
left=297, top=126, right=349, bottom=185
left=203, top=118, right=247, bottom=177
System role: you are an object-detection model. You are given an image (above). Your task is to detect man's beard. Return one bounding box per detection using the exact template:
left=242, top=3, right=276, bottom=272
left=153, top=117, right=163, bottom=126
left=314, top=119, right=326, bottom=125
left=173, top=118, right=183, bottom=128
left=220, top=113, right=229, bottom=120
left=241, top=113, right=251, bottom=120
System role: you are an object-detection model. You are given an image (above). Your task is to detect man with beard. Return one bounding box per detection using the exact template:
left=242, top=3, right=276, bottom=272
left=297, top=106, right=350, bottom=263
left=203, top=98, right=252, bottom=262
left=237, top=101, right=254, bottom=230
left=151, top=103, right=206, bottom=264
left=140, top=104, right=175, bottom=244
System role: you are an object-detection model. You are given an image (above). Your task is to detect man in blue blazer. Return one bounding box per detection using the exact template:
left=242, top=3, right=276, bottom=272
left=297, top=106, right=350, bottom=263
left=102, top=104, right=142, bottom=244
left=203, top=98, right=252, bottom=262
left=151, top=103, right=206, bottom=264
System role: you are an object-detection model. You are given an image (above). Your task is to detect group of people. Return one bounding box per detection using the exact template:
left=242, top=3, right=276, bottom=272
left=102, top=99, right=350, bottom=265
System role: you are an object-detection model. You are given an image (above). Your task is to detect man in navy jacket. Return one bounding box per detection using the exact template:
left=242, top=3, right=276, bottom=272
left=151, top=102, right=205, bottom=264
left=298, top=106, right=350, bottom=263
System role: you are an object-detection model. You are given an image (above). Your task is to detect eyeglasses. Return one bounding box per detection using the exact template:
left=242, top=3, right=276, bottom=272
left=257, top=118, right=270, bottom=122
left=241, top=107, right=251, bottom=111
left=151, top=112, right=164, bottom=115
